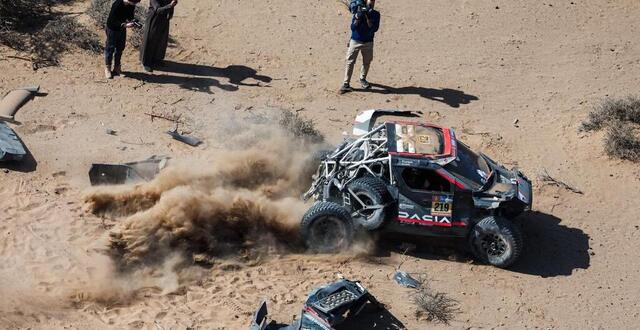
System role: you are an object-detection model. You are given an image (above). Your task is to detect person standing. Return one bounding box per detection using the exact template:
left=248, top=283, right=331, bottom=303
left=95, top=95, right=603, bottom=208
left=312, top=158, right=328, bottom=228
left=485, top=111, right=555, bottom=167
left=104, top=0, right=141, bottom=79
left=340, top=0, right=380, bottom=94
left=140, top=0, right=178, bottom=72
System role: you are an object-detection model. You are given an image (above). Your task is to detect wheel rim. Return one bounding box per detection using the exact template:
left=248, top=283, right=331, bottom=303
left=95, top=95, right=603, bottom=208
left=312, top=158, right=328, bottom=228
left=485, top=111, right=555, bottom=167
left=353, top=192, right=376, bottom=221
left=309, top=216, right=347, bottom=251
left=480, top=233, right=507, bottom=257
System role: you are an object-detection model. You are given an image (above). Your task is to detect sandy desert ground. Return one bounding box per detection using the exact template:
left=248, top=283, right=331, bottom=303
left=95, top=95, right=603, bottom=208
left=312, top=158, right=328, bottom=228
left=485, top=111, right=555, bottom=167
left=1, top=0, right=640, bottom=329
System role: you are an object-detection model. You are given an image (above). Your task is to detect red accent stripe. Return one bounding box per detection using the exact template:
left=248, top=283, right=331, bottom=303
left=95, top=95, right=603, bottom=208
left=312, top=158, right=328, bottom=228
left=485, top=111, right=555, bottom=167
left=441, top=128, right=452, bottom=155
left=397, top=217, right=452, bottom=227
left=303, top=306, right=332, bottom=327
left=397, top=217, right=467, bottom=228
left=435, top=169, right=467, bottom=190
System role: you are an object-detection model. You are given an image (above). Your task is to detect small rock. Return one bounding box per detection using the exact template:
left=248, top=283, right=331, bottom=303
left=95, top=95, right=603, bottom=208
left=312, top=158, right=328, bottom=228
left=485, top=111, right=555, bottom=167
left=106, top=128, right=116, bottom=135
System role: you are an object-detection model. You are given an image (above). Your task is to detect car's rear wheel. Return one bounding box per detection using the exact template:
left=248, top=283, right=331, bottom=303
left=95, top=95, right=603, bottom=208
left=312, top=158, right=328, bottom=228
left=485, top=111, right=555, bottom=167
left=347, top=177, right=391, bottom=230
left=468, top=216, right=523, bottom=268
left=301, top=202, right=354, bottom=253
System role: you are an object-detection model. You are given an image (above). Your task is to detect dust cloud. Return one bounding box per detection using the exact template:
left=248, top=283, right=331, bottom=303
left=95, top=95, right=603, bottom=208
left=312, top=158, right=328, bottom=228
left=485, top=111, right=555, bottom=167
left=85, top=113, right=323, bottom=269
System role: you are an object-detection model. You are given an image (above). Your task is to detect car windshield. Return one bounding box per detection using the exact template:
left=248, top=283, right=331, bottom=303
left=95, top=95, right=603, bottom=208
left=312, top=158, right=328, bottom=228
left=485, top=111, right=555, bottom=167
left=443, top=141, right=491, bottom=190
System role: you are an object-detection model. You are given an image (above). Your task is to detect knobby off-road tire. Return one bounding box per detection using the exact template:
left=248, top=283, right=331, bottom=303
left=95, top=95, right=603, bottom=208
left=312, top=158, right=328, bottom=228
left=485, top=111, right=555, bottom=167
left=347, top=177, right=391, bottom=230
left=301, top=202, right=354, bottom=253
left=469, top=216, right=523, bottom=268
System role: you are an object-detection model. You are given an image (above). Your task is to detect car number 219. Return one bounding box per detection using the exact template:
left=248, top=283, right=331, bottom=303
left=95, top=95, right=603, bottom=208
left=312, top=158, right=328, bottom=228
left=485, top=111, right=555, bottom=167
left=431, top=196, right=453, bottom=216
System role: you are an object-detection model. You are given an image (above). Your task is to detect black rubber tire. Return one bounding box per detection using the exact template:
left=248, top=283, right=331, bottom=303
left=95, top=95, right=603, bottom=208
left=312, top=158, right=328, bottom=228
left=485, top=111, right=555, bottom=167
left=301, top=202, right=354, bottom=253
left=347, top=177, right=391, bottom=230
left=468, top=216, right=523, bottom=268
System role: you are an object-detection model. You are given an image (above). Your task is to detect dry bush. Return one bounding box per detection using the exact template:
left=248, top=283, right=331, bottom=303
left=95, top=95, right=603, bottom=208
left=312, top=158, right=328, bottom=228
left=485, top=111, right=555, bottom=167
left=0, top=0, right=101, bottom=68
left=581, top=96, right=640, bottom=132
left=31, top=17, right=102, bottom=67
left=413, top=286, right=459, bottom=324
left=279, top=110, right=325, bottom=144
left=581, top=97, right=640, bottom=162
left=88, top=0, right=147, bottom=48
left=604, top=123, right=640, bottom=161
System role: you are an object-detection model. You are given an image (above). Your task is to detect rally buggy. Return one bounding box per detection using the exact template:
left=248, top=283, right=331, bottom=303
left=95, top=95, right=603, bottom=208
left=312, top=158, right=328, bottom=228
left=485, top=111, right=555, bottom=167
left=301, top=110, right=533, bottom=268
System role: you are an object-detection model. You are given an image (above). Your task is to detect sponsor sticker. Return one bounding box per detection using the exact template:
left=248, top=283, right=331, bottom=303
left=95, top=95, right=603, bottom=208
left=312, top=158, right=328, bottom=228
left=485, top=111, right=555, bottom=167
left=431, top=195, right=453, bottom=216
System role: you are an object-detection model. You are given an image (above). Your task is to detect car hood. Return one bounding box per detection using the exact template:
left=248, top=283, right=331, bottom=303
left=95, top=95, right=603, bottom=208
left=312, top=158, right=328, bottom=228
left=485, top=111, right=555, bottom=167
left=473, top=154, right=532, bottom=208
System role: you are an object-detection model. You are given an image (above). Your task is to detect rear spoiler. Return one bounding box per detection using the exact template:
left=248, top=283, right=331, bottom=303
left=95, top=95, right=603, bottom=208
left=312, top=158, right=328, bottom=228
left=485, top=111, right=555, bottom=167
left=352, top=109, right=422, bottom=135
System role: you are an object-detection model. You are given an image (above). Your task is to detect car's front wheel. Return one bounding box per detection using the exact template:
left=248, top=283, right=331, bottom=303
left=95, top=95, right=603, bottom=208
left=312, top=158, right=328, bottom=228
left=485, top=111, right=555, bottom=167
left=468, top=216, right=523, bottom=268
left=301, top=202, right=354, bottom=253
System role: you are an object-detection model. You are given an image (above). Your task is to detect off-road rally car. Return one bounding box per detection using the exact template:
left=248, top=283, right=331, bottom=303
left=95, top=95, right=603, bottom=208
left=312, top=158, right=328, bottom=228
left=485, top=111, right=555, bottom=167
left=301, top=110, right=533, bottom=268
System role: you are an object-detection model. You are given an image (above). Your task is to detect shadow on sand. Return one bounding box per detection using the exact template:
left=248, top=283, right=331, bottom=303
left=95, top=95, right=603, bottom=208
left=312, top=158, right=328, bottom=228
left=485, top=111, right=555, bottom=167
left=359, top=83, right=478, bottom=108
left=510, top=211, right=590, bottom=277
left=340, top=301, right=406, bottom=329
left=371, top=211, right=589, bottom=277
left=155, top=61, right=273, bottom=86
left=123, top=62, right=272, bottom=94
left=0, top=139, right=37, bottom=173
left=123, top=71, right=238, bottom=95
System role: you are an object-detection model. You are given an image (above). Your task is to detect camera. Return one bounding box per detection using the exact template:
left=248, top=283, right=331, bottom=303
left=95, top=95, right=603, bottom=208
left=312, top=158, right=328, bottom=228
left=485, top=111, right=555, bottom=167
left=349, top=0, right=366, bottom=14
left=355, top=5, right=371, bottom=19
left=128, top=19, right=143, bottom=29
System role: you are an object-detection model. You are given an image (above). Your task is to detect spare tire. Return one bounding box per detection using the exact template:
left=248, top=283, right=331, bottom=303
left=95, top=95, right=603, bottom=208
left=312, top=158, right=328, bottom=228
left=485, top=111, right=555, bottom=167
left=347, top=177, right=391, bottom=230
left=468, top=216, right=523, bottom=268
left=301, top=202, right=354, bottom=253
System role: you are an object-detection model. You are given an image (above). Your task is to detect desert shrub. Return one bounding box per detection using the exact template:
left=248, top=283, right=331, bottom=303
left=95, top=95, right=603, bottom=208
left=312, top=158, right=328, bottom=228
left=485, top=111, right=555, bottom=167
left=581, top=96, right=640, bottom=132
left=279, top=110, right=325, bottom=144
left=0, top=0, right=101, bottom=68
left=32, top=17, right=102, bottom=67
left=604, top=123, right=640, bottom=161
left=88, top=0, right=147, bottom=48
left=413, top=287, right=459, bottom=324
left=581, top=97, right=640, bottom=162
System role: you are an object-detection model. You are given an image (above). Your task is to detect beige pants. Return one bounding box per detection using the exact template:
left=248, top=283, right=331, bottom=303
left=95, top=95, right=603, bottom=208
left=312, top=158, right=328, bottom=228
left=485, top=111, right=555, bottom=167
left=343, top=39, right=374, bottom=85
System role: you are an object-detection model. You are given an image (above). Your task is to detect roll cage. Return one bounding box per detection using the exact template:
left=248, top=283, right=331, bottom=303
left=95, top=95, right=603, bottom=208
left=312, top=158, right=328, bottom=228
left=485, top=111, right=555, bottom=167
left=303, top=114, right=467, bottom=202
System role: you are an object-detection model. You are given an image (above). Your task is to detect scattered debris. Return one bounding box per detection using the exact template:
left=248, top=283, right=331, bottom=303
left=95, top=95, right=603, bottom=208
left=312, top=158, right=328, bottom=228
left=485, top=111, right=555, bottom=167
left=250, top=279, right=381, bottom=330
left=88, top=155, right=169, bottom=185
left=144, top=112, right=183, bottom=124
left=166, top=129, right=202, bottom=147
left=538, top=169, right=583, bottom=194
left=0, top=121, right=27, bottom=162
left=513, top=118, right=520, bottom=127
left=0, top=86, right=40, bottom=122
left=394, top=271, right=422, bottom=289
left=169, top=97, right=184, bottom=105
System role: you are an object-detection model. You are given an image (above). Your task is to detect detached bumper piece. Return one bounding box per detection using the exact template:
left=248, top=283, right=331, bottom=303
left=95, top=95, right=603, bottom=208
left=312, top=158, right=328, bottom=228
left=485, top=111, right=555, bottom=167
left=89, top=156, right=169, bottom=186
left=250, top=279, right=380, bottom=330
left=0, top=121, right=27, bottom=162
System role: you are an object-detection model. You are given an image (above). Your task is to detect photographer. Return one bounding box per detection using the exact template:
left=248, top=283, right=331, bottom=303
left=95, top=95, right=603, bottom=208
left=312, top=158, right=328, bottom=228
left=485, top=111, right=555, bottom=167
left=104, top=0, right=141, bottom=79
left=140, top=0, right=179, bottom=72
left=340, top=0, right=380, bottom=94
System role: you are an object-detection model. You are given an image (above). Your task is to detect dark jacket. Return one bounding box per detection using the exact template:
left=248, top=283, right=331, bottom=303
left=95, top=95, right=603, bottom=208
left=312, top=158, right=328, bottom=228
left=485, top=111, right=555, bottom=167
left=351, top=10, right=380, bottom=43
left=106, top=0, right=136, bottom=31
